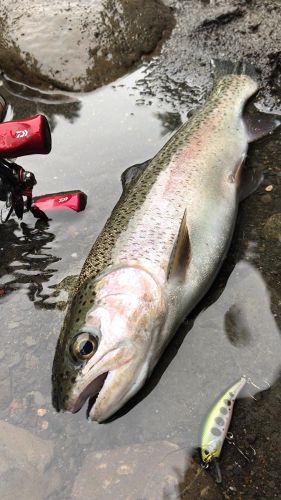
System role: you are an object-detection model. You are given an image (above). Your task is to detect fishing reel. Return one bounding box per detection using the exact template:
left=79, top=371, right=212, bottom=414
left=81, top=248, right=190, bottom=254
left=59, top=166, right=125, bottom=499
left=0, top=157, right=37, bottom=221
left=0, top=97, right=87, bottom=223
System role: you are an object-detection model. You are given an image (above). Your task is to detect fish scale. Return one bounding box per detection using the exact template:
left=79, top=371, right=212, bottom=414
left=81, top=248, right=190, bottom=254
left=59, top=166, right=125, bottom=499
left=78, top=75, right=254, bottom=288
left=52, top=63, right=279, bottom=422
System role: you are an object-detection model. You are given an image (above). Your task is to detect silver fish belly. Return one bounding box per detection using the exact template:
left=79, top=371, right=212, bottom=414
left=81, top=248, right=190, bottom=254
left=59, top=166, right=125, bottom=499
left=52, top=66, right=273, bottom=422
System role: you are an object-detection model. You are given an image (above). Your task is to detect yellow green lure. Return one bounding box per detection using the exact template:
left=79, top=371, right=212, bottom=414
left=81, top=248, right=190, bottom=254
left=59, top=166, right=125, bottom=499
left=201, top=376, right=247, bottom=464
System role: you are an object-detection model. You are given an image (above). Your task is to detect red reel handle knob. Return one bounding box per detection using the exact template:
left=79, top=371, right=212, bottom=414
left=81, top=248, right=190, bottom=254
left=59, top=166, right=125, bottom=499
left=32, top=191, right=87, bottom=213
left=0, top=114, right=52, bottom=158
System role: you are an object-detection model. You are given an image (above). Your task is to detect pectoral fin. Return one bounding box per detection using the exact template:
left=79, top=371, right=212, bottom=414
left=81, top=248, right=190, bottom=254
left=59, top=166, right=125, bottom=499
left=239, top=168, right=263, bottom=201
left=121, top=159, right=151, bottom=191
left=168, top=210, right=191, bottom=282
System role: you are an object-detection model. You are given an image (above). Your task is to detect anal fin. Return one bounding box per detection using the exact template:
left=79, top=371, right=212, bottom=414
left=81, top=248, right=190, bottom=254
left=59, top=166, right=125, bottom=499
left=239, top=168, right=263, bottom=202
left=230, top=154, right=263, bottom=202
left=168, top=210, right=191, bottom=282
left=244, top=105, right=281, bottom=142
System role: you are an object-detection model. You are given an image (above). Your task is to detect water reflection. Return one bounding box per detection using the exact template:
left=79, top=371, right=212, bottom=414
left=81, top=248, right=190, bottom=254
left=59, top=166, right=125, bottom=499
left=224, top=304, right=252, bottom=348
left=154, top=111, right=183, bottom=136
left=0, top=75, right=82, bottom=131
left=0, top=218, right=60, bottom=308
left=0, top=0, right=173, bottom=93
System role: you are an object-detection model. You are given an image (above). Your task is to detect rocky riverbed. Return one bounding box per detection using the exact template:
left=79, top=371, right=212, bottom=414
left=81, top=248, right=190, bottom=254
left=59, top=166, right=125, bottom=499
left=0, top=1, right=280, bottom=499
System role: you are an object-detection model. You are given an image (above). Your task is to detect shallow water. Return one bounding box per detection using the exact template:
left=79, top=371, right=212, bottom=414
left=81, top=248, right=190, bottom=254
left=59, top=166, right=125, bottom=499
left=0, top=65, right=280, bottom=499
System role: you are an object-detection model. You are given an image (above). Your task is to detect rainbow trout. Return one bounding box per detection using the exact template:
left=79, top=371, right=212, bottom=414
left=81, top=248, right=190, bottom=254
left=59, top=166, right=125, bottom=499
left=52, top=62, right=279, bottom=422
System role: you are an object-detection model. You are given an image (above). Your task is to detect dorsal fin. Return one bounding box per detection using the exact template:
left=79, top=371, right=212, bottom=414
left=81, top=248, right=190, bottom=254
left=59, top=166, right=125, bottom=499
left=167, top=210, right=191, bottom=282
left=121, top=159, right=151, bottom=191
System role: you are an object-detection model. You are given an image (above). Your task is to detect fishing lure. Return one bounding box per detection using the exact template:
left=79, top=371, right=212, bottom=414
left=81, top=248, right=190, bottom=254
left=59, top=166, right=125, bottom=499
left=201, top=376, right=247, bottom=465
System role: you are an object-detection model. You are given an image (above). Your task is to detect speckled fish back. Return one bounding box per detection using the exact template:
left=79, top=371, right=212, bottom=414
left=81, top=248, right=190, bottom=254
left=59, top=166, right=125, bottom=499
left=78, top=74, right=257, bottom=287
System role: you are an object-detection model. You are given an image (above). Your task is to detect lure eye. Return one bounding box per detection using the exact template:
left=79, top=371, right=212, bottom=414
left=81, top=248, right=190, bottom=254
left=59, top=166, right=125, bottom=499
left=70, top=332, right=99, bottom=362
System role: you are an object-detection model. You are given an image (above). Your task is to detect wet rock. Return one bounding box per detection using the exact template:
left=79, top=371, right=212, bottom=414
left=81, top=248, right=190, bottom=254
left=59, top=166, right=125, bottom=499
left=72, top=441, right=220, bottom=499
left=224, top=304, right=252, bottom=348
left=246, top=433, right=257, bottom=444
left=0, top=374, right=12, bottom=410
left=0, top=0, right=174, bottom=92
left=7, top=320, right=19, bottom=329
left=25, top=353, right=39, bottom=370
left=0, top=420, right=61, bottom=499
left=145, top=0, right=281, bottom=113
left=7, top=352, right=21, bottom=368
left=24, top=335, right=37, bottom=347
left=30, top=390, right=45, bottom=406
left=260, top=194, right=272, bottom=204
left=263, top=213, right=281, bottom=241
left=178, top=459, right=222, bottom=500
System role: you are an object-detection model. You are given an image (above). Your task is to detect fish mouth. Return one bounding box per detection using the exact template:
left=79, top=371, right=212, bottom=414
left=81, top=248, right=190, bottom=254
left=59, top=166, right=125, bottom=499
left=70, top=371, right=109, bottom=416
left=67, top=353, right=148, bottom=422
left=67, top=345, right=129, bottom=420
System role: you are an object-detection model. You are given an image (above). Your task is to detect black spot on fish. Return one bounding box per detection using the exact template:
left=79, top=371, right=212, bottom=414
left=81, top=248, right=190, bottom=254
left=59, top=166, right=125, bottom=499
left=215, top=417, right=224, bottom=426
left=211, top=427, right=221, bottom=437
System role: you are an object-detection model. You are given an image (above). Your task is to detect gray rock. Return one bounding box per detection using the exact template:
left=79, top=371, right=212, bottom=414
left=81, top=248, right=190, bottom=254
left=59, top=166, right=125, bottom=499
left=29, top=390, right=46, bottom=406
left=0, top=421, right=61, bottom=500
left=24, top=336, right=37, bottom=347
left=0, top=375, right=11, bottom=410
left=72, top=440, right=220, bottom=499
left=144, top=0, right=281, bottom=113
left=0, top=0, right=173, bottom=92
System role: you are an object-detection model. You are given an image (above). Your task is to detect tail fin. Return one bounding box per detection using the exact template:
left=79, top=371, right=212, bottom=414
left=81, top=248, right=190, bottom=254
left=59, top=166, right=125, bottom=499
left=211, top=59, right=258, bottom=82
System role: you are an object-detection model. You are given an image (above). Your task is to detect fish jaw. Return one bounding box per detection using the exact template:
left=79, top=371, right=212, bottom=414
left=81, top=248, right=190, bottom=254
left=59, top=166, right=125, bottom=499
left=64, top=322, right=159, bottom=422
left=90, top=360, right=150, bottom=422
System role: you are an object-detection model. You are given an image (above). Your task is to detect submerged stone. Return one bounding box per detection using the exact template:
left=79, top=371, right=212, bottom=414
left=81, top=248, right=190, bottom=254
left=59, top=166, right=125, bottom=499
left=0, top=421, right=61, bottom=499
left=72, top=441, right=220, bottom=499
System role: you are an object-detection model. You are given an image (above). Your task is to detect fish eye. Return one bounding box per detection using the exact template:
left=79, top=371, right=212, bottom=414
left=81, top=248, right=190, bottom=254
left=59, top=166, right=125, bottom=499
left=70, top=332, right=99, bottom=362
